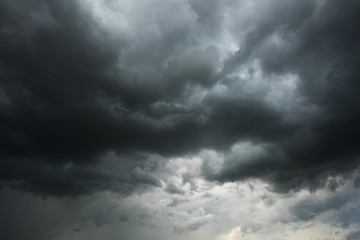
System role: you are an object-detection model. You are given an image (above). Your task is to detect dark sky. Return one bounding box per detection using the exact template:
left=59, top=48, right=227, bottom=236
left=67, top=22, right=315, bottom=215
left=1, top=0, right=360, bottom=239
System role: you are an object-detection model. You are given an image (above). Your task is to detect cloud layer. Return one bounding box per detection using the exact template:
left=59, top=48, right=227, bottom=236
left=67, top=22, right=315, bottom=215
left=1, top=1, right=360, bottom=238
left=1, top=0, right=360, bottom=196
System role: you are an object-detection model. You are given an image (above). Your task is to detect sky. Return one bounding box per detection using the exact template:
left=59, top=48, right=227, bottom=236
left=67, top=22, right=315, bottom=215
left=1, top=0, right=360, bottom=239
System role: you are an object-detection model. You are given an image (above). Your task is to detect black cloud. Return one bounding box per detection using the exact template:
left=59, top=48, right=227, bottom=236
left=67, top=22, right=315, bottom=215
left=202, top=0, right=360, bottom=192
left=1, top=0, right=360, bottom=196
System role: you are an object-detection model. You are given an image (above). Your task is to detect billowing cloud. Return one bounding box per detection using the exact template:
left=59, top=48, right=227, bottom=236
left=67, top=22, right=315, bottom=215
left=1, top=0, right=360, bottom=239
left=1, top=0, right=360, bottom=196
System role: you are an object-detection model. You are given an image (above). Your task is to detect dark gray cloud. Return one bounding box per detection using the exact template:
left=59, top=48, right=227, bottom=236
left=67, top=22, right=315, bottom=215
left=0, top=0, right=360, bottom=199
left=0, top=152, right=164, bottom=197
left=201, top=0, right=360, bottom=193
left=346, top=231, right=360, bottom=240
left=165, top=183, right=185, bottom=195
left=290, top=188, right=360, bottom=222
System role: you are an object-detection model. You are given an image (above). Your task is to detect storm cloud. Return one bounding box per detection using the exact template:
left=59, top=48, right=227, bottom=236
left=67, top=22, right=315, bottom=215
left=1, top=0, right=359, bottom=196
left=1, top=0, right=360, bottom=239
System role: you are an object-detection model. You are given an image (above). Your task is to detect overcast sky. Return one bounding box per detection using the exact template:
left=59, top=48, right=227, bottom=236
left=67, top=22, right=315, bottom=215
left=1, top=0, right=360, bottom=239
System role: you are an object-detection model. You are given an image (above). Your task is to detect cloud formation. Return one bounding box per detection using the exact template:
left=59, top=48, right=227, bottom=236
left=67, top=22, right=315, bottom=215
left=0, top=0, right=360, bottom=201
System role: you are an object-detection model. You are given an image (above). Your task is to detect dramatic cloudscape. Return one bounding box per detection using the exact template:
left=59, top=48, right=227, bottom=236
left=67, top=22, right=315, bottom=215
left=1, top=0, right=360, bottom=239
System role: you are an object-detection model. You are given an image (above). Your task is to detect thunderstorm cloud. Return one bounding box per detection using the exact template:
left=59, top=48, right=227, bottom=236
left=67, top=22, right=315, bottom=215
left=1, top=0, right=360, bottom=239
